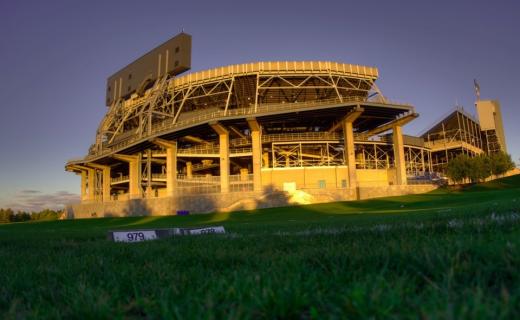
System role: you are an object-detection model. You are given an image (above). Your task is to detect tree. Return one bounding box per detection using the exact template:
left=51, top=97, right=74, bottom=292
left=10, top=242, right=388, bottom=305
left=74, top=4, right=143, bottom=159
left=5, top=208, right=14, bottom=222
left=446, top=152, right=516, bottom=185
left=12, top=211, right=31, bottom=222
left=0, top=208, right=61, bottom=223
left=489, top=152, right=515, bottom=176
left=467, top=154, right=491, bottom=183
left=446, top=154, right=470, bottom=183
left=31, top=209, right=59, bottom=221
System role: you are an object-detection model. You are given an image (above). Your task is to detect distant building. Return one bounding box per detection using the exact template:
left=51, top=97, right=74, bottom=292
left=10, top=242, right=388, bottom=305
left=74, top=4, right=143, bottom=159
left=65, top=33, right=507, bottom=218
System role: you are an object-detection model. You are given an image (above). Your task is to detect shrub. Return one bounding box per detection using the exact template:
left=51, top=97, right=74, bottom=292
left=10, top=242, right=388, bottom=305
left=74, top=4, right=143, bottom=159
left=446, top=155, right=470, bottom=183
left=446, top=152, right=515, bottom=184
left=489, top=152, right=515, bottom=176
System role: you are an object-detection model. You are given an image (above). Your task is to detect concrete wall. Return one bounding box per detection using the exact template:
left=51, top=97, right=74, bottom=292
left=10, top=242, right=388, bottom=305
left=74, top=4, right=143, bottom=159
left=66, top=184, right=437, bottom=219
left=260, top=166, right=392, bottom=189
left=357, top=169, right=389, bottom=187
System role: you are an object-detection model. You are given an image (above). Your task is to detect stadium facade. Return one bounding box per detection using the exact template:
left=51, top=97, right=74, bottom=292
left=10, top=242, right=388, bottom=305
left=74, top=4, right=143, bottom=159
left=65, top=33, right=507, bottom=218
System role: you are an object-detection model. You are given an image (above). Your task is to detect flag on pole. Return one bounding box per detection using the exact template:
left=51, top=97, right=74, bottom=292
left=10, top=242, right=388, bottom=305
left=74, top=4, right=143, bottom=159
left=474, top=79, right=481, bottom=100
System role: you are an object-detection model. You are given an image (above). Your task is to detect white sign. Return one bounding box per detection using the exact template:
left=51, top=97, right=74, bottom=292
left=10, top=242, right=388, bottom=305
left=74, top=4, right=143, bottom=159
left=112, top=230, right=158, bottom=243
left=175, top=226, right=226, bottom=235
left=189, top=226, right=225, bottom=235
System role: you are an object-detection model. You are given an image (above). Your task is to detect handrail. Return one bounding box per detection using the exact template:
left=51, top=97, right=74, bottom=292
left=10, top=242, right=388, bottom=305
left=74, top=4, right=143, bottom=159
left=111, top=175, right=129, bottom=183
left=81, top=96, right=412, bottom=161
left=177, top=146, right=252, bottom=155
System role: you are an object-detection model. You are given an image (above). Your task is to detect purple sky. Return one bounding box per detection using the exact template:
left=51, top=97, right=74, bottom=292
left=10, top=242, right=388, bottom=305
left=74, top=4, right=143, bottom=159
left=0, top=0, right=519, bottom=211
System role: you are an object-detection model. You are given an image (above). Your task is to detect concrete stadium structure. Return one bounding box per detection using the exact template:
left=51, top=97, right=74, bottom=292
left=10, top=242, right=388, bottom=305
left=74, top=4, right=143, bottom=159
left=65, top=34, right=507, bottom=218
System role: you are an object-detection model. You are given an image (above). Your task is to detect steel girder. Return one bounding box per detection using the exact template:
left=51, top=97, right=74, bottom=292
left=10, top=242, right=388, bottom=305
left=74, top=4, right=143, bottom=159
left=92, top=70, right=381, bottom=157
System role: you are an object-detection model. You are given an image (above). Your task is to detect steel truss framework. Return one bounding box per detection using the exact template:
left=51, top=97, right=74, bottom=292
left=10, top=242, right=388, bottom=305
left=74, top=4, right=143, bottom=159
left=355, top=143, right=393, bottom=170
left=404, top=146, right=430, bottom=176
left=69, top=61, right=500, bottom=204
left=85, top=139, right=435, bottom=200
left=482, top=129, right=502, bottom=154
left=270, top=140, right=433, bottom=175
left=422, top=108, right=485, bottom=173
left=93, top=61, right=383, bottom=157
left=271, top=142, right=344, bottom=168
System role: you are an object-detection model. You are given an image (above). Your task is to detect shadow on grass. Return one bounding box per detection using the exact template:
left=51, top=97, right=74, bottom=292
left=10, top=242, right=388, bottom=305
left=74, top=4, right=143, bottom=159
left=16, top=174, right=520, bottom=234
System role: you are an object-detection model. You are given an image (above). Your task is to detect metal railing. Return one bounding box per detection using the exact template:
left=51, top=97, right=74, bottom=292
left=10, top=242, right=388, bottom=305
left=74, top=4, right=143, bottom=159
left=87, top=97, right=376, bottom=158
left=79, top=95, right=412, bottom=161
left=266, top=132, right=341, bottom=143
left=177, top=174, right=221, bottom=183
left=354, top=133, right=392, bottom=143
left=230, top=147, right=252, bottom=154
left=111, top=175, right=129, bottom=183
left=174, top=174, right=254, bottom=194
left=356, top=160, right=392, bottom=170
left=177, top=146, right=219, bottom=155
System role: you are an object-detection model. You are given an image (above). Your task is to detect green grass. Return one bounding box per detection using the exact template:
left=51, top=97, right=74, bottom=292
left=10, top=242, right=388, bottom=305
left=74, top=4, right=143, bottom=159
left=1, top=176, right=520, bottom=319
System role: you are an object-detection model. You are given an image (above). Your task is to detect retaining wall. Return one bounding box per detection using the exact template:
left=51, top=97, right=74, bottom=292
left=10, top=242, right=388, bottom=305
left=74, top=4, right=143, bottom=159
left=66, top=184, right=437, bottom=219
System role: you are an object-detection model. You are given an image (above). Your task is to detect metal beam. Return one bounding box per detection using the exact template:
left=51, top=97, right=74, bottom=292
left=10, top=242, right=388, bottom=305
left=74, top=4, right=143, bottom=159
left=228, top=126, right=246, bottom=139
left=149, top=138, right=177, bottom=149
left=180, top=135, right=211, bottom=145
left=209, top=121, right=229, bottom=136
left=112, top=154, right=139, bottom=163
left=86, top=163, right=110, bottom=170
left=66, top=164, right=91, bottom=172
left=364, top=112, right=418, bottom=137
left=328, top=106, right=364, bottom=133
left=246, top=118, right=261, bottom=131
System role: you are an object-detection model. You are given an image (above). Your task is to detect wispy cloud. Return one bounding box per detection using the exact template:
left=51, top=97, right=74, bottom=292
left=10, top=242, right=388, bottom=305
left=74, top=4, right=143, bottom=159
left=19, top=190, right=42, bottom=195
left=2, top=190, right=80, bottom=212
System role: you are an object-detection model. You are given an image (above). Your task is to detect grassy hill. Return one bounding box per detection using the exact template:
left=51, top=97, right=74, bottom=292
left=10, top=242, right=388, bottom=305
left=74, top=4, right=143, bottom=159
left=1, top=175, right=520, bottom=318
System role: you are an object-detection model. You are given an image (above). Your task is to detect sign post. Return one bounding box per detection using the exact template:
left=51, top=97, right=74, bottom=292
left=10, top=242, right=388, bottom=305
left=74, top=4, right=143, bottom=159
left=108, top=226, right=226, bottom=243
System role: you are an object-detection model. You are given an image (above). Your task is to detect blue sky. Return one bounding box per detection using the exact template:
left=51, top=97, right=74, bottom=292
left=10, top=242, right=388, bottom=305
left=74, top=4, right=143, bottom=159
left=0, top=0, right=519, bottom=211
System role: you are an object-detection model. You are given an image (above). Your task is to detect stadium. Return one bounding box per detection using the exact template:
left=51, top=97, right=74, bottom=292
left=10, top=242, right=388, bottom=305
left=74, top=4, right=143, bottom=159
left=65, top=33, right=507, bottom=218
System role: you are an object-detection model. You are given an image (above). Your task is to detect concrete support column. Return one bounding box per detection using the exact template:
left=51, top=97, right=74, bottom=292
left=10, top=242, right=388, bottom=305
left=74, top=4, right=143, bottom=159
left=102, top=167, right=111, bottom=201
left=146, top=149, right=153, bottom=198
left=210, top=122, right=230, bottom=193
left=80, top=171, right=87, bottom=201
left=342, top=120, right=357, bottom=188
left=165, top=144, right=177, bottom=196
left=247, top=118, right=263, bottom=192
left=186, top=162, right=193, bottom=179
left=150, top=139, right=178, bottom=197
left=219, top=133, right=230, bottom=193
left=114, top=154, right=141, bottom=199
left=87, top=168, right=96, bottom=201
left=393, top=125, right=407, bottom=185
left=88, top=163, right=112, bottom=202
left=129, top=159, right=140, bottom=198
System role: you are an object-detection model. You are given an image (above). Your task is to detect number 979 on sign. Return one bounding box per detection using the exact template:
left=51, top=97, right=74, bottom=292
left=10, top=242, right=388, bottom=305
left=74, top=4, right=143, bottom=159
left=112, top=230, right=157, bottom=242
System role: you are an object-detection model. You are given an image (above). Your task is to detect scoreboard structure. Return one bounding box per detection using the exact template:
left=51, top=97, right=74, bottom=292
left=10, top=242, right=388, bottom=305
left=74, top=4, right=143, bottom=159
left=105, top=33, right=191, bottom=106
